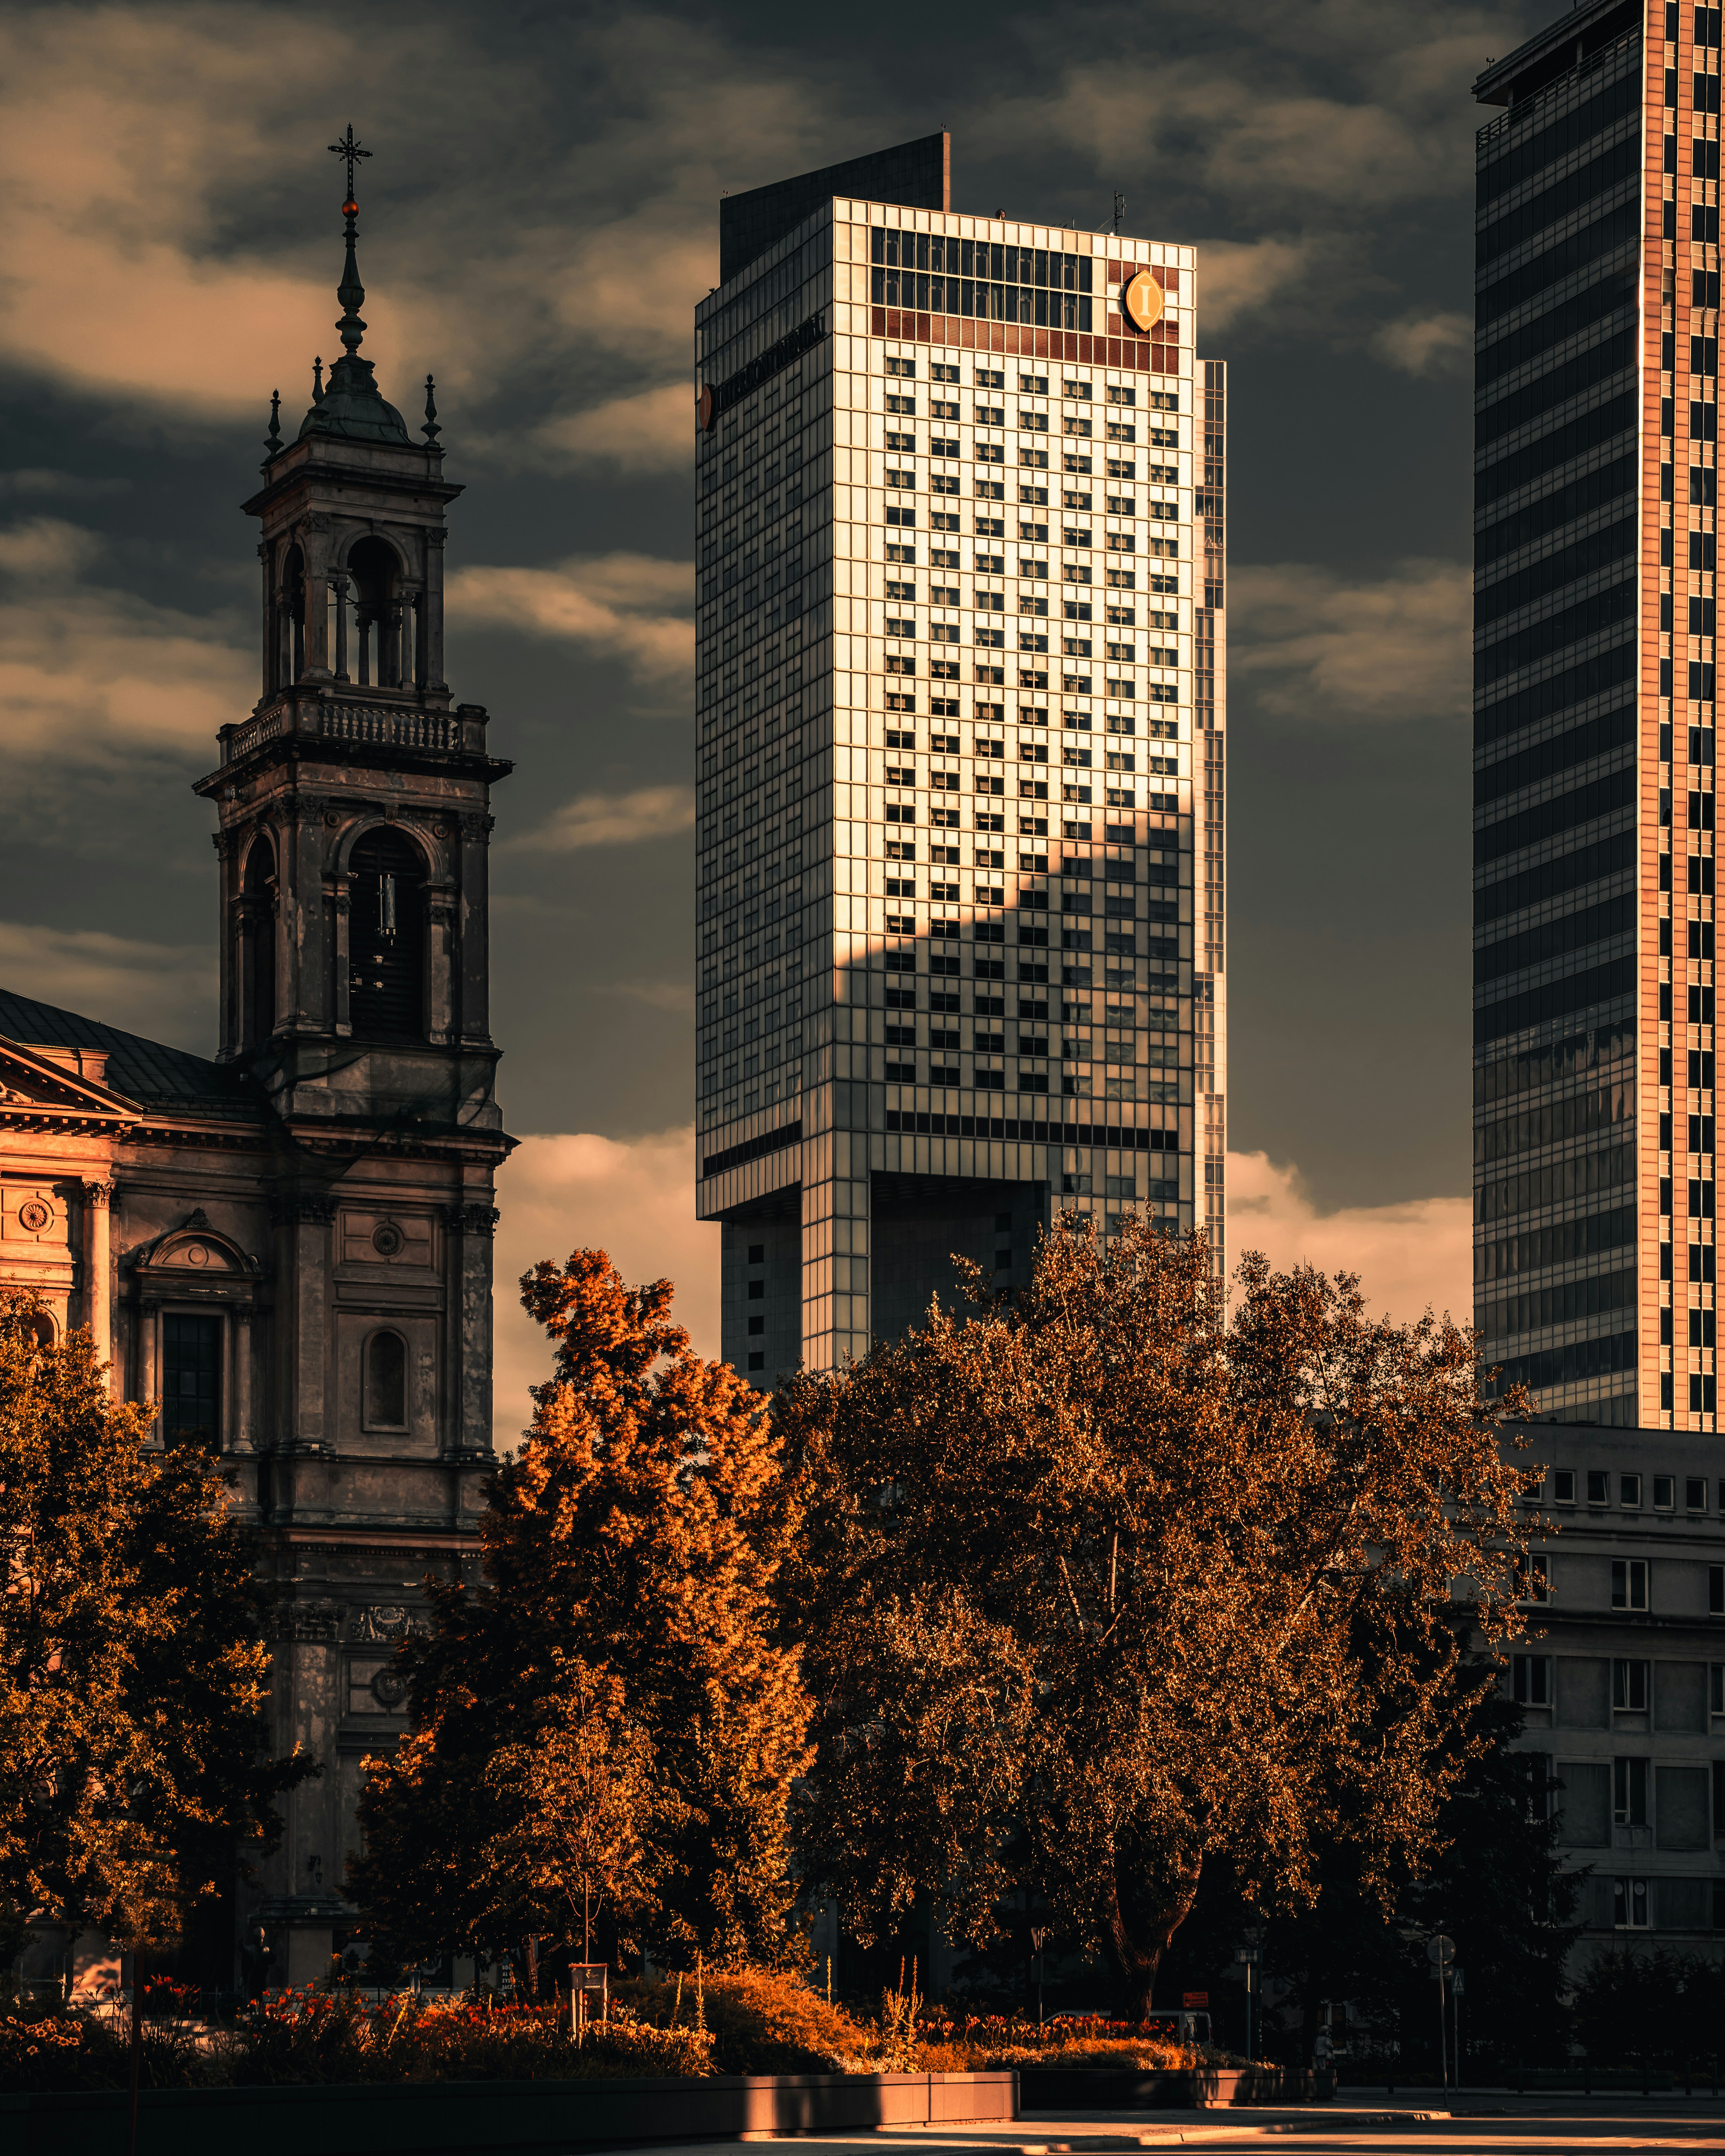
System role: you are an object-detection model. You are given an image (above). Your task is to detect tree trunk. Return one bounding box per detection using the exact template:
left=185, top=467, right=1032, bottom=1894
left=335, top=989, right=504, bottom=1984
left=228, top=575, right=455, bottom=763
left=1098, top=1852, right=1204, bottom=2023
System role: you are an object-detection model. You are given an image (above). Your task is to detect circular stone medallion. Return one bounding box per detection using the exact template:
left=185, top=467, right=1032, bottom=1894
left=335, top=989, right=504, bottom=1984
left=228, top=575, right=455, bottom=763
left=371, top=1666, right=409, bottom=1709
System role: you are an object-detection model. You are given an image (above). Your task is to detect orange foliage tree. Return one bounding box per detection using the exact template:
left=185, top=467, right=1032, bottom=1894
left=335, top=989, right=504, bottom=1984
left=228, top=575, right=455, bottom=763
left=353, top=1252, right=810, bottom=1974
left=779, top=1219, right=1539, bottom=2022
left=0, top=1295, right=309, bottom=1955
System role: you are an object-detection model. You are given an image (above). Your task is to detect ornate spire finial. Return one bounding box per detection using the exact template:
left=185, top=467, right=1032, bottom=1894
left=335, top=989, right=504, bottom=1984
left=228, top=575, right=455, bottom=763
left=329, top=123, right=371, bottom=203
left=422, top=374, right=440, bottom=444
left=312, top=356, right=324, bottom=403
left=264, top=388, right=282, bottom=461
left=328, top=125, right=372, bottom=357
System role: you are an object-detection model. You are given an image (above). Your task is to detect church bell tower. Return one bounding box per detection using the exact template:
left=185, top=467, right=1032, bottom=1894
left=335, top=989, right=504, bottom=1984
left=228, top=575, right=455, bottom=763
left=187, top=139, right=516, bottom=1984
left=198, top=131, right=510, bottom=1142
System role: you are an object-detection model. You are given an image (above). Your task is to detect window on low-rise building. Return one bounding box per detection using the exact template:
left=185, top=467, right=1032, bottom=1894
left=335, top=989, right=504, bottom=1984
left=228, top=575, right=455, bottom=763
left=1613, top=1757, right=1649, bottom=1827
left=1612, top=1558, right=1650, bottom=1610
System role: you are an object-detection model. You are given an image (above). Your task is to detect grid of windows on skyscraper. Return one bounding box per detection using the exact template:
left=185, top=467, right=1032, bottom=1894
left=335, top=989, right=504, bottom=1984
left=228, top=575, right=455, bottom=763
left=871, top=229, right=1097, bottom=328
left=1472, top=14, right=1648, bottom=1427
left=694, top=199, right=1213, bottom=1380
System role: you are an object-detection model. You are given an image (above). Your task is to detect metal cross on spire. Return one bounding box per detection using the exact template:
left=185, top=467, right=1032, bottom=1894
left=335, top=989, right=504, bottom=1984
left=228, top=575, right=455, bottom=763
left=327, top=127, right=373, bottom=358
left=329, top=125, right=371, bottom=206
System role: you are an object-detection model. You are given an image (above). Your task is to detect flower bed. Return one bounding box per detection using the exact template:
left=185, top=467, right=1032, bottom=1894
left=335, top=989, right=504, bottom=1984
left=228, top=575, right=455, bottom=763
left=0, top=1974, right=1232, bottom=2098
left=0, top=1992, right=708, bottom=2094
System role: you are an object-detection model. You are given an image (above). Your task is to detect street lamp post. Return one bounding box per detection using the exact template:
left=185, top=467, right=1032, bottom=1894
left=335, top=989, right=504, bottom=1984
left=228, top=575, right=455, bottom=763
left=1426, top=1936, right=1455, bottom=2098
left=1234, top=1944, right=1260, bottom=2063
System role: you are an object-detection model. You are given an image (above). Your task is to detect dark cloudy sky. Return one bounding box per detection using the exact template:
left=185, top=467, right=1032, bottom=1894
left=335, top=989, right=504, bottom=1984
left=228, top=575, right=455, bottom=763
left=0, top=0, right=1560, bottom=1392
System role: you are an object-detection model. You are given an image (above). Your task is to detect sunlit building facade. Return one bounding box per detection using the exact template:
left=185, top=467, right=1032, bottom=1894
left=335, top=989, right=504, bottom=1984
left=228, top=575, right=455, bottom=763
left=1474, top=3, right=1719, bottom=1428
left=693, top=138, right=1225, bottom=1382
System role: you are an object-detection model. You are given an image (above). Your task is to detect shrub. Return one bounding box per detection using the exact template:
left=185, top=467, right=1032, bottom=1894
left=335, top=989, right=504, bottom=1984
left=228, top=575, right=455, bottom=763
left=0, top=2004, right=201, bottom=2094
left=912, top=2012, right=1197, bottom=2072
left=207, top=1992, right=714, bottom=2085
left=620, top=1966, right=869, bottom=2073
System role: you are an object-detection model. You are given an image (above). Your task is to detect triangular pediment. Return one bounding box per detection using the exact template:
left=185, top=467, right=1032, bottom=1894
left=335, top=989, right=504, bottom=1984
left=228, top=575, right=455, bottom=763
left=0, top=1036, right=141, bottom=1123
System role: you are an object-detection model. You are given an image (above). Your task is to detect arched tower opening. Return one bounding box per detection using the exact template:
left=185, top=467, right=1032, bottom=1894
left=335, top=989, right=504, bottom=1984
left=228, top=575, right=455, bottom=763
left=278, top=544, right=307, bottom=689
left=241, top=833, right=277, bottom=1048
left=349, top=535, right=406, bottom=690
left=348, top=827, right=425, bottom=1039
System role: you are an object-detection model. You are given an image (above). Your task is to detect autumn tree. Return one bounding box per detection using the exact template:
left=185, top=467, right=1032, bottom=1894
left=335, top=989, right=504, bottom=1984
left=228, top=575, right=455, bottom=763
left=0, top=1295, right=310, bottom=1953
left=1235, top=1678, right=1578, bottom=2066
left=352, top=1252, right=810, bottom=1974
left=779, top=1218, right=1540, bottom=2022
left=478, top=1656, right=656, bottom=1958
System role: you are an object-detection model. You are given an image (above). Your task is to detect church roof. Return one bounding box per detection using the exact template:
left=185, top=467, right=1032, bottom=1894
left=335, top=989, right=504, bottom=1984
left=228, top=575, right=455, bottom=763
left=0, top=992, right=259, bottom=1120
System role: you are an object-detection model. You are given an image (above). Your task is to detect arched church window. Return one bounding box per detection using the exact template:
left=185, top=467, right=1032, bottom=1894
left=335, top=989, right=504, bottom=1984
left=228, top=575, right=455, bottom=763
left=365, top=1329, right=407, bottom=1428
left=242, top=834, right=277, bottom=1047
left=348, top=535, right=408, bottom=690
left=348, top=827, right=425, bottom=1039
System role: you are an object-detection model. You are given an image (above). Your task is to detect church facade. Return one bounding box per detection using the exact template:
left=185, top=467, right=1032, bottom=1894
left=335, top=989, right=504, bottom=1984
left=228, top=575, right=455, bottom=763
left=2, top=176, right=512, bottom=1990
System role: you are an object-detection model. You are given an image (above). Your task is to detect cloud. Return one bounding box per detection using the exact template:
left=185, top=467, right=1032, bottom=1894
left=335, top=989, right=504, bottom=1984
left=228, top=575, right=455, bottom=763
left=607, top=980, right=697, bottom=1017
left=1227, top=1149, right=1471, bottom=1327
left=979, top=40, right=1469, bottom=217
left=0, top=920, right=212, bottom=1049
left=0, top=470, right=129, bottom=500
left=1194, top=237, right=1329, bottom=333
left=513, top=785, right=695, bottom=853
left=0, top=518, right=252, bottom=764
left=0, top=9, right=838, bottom=429
left=446, top=553, right=694, bottom=691
left=1229, top=558, right=1470, bottom=725
left=491, top=1126, right=718, bottom=1449
left=0, top=516, right=103, bottom=579
left=1371, top=310, right=1472, bottom=378
left=539, top=384, right=694, bottom=473
left=0, top=11, right=375, bottom=416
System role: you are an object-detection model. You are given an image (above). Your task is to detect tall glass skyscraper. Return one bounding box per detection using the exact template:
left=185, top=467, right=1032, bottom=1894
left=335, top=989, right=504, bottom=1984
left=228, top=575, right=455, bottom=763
left=693, top=138, right=1224, bottom=1383
left=1474, top=3, right=1715, bottom=1430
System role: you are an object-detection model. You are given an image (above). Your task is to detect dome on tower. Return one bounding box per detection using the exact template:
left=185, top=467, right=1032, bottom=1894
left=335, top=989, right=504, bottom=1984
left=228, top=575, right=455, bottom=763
left=299, top=354, right=410, bottom=446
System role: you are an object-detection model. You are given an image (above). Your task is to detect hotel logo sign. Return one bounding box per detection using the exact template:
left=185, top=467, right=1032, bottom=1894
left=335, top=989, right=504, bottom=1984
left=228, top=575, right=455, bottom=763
left=1119, top=269, right=1165, bottom=334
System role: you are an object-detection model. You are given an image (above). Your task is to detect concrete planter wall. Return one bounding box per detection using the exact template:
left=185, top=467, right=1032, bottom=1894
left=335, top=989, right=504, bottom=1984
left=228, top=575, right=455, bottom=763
left=1018, top=2064, right=1332, bottom=2109
left=2, top=2067, right=1017, bottom=2156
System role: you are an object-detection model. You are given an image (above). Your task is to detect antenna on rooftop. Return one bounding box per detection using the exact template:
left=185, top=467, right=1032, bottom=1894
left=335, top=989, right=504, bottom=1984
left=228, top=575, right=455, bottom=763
left=1113, top=190, right=1125, bottom=235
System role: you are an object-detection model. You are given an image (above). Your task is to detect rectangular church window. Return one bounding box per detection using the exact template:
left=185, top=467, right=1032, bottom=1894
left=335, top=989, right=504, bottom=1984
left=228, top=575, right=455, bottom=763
left=162, top=1314, right=221, bottom=1450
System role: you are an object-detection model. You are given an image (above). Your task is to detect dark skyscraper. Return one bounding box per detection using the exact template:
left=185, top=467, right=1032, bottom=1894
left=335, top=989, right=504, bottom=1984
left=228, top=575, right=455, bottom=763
left=1473, top=2, right=1709, bottom=1429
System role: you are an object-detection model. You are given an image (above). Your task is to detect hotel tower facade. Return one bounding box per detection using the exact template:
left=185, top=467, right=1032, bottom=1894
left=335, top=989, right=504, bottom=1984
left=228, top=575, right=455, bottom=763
left=1475, top=3, right=1721, bottom=1430
left=693, top=138, right=1224, bottom=1381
